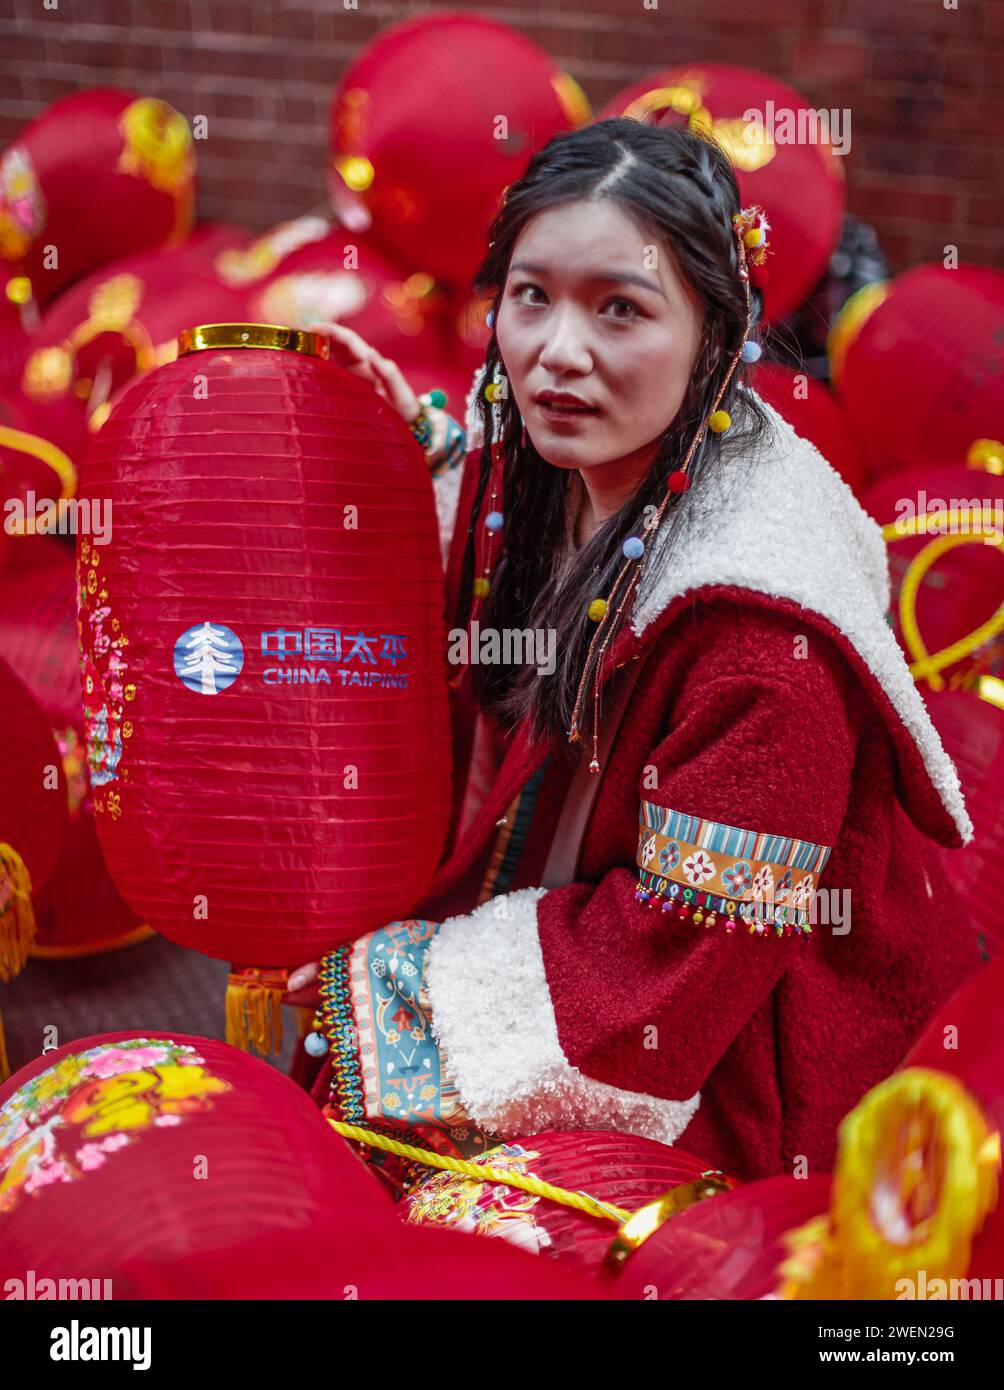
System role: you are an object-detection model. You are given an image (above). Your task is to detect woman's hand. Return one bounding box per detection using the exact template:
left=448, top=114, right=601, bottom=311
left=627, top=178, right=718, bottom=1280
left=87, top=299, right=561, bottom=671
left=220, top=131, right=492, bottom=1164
left=308, top=321, right=420, bottom=425
left=283, top=960, right=320, bottom=1010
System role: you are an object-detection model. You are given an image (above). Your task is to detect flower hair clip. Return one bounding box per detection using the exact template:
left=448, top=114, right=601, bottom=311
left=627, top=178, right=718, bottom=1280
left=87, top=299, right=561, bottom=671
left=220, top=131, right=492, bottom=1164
left=733, top=205, right=771, bottom=291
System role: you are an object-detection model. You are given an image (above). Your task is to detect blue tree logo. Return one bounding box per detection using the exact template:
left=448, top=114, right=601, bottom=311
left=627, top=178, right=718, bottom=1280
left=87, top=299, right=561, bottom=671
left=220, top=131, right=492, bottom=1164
left=174, top=622, right=243, bottom=695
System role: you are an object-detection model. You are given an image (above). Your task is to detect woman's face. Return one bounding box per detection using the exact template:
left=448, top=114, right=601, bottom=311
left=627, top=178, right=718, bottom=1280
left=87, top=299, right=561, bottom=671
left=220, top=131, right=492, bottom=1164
left=495, top=198, right=705, bottom=474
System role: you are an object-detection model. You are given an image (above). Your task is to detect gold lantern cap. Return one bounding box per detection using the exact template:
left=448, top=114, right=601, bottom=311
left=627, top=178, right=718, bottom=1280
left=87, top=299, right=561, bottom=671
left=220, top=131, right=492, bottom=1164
left=177, top=322, right=331, bottom=359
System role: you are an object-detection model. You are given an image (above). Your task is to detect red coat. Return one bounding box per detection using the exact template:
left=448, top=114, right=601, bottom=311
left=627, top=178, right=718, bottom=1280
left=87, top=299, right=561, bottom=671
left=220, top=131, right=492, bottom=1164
left=317, top=399, right=979, bottom=1182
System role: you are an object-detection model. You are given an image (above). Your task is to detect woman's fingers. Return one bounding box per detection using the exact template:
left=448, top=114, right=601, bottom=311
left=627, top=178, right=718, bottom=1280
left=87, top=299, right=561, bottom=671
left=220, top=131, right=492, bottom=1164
left=287, top=960, right=319, bottom=993
left=308, top=321, right=419, bottom=423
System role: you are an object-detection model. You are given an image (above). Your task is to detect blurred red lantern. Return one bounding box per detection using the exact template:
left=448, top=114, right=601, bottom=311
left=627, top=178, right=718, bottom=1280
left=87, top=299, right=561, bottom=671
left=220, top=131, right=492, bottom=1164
left=830, top=265, right=1004, bottom=475
left=903, top=959, right=1004, bottom=1282
left=752, top=361, right=869, bottom=494
left=861, top=462, right=1004, bottom=692
left=924, top=688, right=1004, bottom=962
left=0, top=654, right=69, bottom=1077
left=78, top=324, right=452, bottom=1049
left=329, top=12, right=589, bottom=287
left=0, top=88, right=195, bottom=308
left=402, top=1127, right=735, bottom=1286
left=600, top=64, right=846, bottom=323
left=0, top=538, right=148, bottom=959
left=17, top=237, right=250, bottom=462
left=223, top=220, right=472, bottom=402
left=0, top=391, right=76, bottom=542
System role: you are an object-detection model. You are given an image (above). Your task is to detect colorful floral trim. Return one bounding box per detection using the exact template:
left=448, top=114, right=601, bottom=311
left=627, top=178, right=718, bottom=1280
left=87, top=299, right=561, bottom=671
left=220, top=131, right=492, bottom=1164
left=635, top=799, right=833, bottom=937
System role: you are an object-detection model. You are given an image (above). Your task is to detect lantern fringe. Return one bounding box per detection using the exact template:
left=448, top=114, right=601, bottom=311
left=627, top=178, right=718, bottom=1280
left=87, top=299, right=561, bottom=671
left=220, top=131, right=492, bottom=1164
left=225, top=967, right=288, bottom=1056
left=0, top=843, right=35, bottom=983
left=0, top=1008, right=10, bottom=1083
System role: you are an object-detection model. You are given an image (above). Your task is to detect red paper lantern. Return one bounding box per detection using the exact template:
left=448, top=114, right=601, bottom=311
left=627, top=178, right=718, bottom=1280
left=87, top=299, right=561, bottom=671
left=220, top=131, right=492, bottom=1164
left=0, top=1030, right=597, bottom=1299
left=402, top=1127, right=736, bottom=1285
left=752, top=361, right=870, bottom=494
left=923, top=689, right=1004, bottom=962
left=600, top=64, right=846, bottom=323
left=0, top=88, right=195, bottom=308
left=831, top=265, right=1004, bottom=475
left=78, top=324, right=452, bottom=1045
left=0, top=539, right=148, bottom=959
left=861, top=462, right=1004, bottom=691
left=0, top=1030, right=390, bottom=1283
left=329, top=12, right=589, bottom=287
left=16, top=236, right=250, bottom=462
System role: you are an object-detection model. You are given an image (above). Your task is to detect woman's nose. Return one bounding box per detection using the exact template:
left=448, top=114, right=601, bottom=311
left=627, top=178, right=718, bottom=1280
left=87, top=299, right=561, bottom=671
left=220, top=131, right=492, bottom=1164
left=537, top=309, right=592, bottom=376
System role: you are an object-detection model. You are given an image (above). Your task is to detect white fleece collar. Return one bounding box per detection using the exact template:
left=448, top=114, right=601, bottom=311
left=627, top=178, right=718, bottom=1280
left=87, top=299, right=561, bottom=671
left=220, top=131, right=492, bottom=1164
left=632, top=393, right=972, bottom=845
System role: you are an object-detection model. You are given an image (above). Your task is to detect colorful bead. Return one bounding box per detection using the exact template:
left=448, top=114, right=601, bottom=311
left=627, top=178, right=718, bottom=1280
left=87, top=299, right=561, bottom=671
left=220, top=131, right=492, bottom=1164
left=708, top=410, right=732, bottom=434
left=428, top=389, right=447, bottom=409
left=667, top=470, right=691, bottom=493
left=473, top=577, right=490, bottom=598
left=587, top=598, right=608, bottom=622
left=304, top=1030, right=329, bottom=1057
left=486, top=310, right=495, bottom=328
left=741, top=340, right=762, bottom=363
left=622, top=536, right=645, bottom=560
left=744, top=227, right=765, bottom=249
left=485, top=510, right=504, bottom=532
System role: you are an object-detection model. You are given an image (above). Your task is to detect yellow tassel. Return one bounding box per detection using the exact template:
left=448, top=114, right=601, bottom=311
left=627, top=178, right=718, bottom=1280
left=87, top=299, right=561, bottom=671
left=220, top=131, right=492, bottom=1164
left=0, top=843, right=35, bottom=983
left=224, top=966, right=287, bottom=1056
left=0, top=1007, right=10, bottom=1083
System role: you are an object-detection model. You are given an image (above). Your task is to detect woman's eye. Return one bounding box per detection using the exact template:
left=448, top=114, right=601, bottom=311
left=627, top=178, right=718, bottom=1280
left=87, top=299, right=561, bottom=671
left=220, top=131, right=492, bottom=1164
left=511, top=282, right=547, bottom=307
left=603, top=298, right=640, bottom=320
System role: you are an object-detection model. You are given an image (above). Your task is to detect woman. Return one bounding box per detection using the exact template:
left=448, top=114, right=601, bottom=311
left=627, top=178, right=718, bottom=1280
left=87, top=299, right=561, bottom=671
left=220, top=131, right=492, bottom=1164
left=286, top=118, right=976, bottom=1184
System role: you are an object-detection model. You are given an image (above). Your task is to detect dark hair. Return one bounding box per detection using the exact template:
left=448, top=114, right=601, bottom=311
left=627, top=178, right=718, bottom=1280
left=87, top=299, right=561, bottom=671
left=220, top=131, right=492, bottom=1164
left=457, top=116, right=768, bottom=748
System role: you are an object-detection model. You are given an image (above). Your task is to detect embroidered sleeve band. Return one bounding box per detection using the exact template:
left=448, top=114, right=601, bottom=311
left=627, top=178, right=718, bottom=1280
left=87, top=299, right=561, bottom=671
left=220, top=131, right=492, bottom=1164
left=635, top=799, right=833, bottom=937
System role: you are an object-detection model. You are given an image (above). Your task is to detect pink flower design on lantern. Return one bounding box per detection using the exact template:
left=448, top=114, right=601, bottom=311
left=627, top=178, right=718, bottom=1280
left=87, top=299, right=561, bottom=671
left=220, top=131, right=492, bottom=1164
left=682, top=851, right=715, bottom=886
left=83, top=1045, right=172, bottom=1079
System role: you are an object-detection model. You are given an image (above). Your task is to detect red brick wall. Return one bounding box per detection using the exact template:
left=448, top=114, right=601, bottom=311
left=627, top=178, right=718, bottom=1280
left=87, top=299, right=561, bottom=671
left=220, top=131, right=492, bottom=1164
left=1, top=0, right=1001, bottom=272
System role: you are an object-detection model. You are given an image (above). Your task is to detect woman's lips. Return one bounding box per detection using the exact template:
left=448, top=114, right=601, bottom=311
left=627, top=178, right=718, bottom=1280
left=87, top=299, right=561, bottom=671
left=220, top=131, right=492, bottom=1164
left=535, top=397, right=600, bottom=424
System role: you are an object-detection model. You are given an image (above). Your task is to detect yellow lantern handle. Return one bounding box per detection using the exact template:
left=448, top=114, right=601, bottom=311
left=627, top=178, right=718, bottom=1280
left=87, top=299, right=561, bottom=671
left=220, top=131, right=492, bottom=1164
left=881, top=509, right=1004, bottom=691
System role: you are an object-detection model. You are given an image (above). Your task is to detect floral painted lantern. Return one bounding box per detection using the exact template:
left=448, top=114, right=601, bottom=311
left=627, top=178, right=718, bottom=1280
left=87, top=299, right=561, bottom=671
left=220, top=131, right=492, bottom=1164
left=0, top=88, right=195, bottom=310
left=0, top=539, right=148, bottom=959
left=600, top=64, right=846, bottom=323
left=0, top=1031, right=600, bottom=1299
left=831, top=265, right=1004, bottom=476
left=402, top=1127, right=736, bottom=1285
left=329, top=12, right=589, bottom=287
left=0, top=1031, right=389, bottom=1283
left=77, top=324, right=452, bottom=1049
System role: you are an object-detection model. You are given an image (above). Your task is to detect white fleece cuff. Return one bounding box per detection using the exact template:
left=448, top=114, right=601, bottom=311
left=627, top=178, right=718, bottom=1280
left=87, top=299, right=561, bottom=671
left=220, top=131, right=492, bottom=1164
left=425, top=886, right=700, bottom=1145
